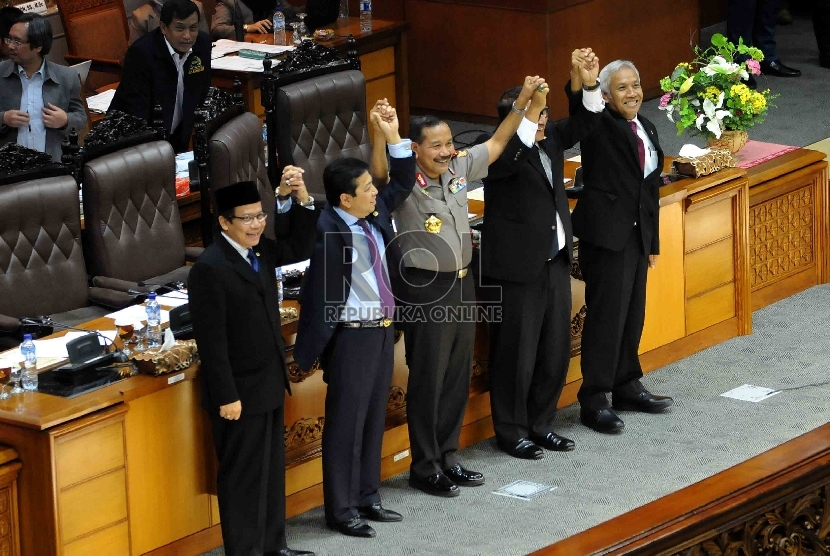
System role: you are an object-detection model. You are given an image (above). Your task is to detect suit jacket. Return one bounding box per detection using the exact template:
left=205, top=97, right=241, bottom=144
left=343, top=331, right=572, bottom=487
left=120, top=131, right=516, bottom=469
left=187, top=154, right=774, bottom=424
left=128, top=1, right=209, bottom=46
left=188, top=204, right=318, bottom=414
left=481, top=103, right=600, bottom=283
left=568, top=88, right=664, bottom=255
left=293, top=154, right=416, bottom=372
left=0, top=59, right=87, bottom=162
left=109, top=28, right=211, bottom=152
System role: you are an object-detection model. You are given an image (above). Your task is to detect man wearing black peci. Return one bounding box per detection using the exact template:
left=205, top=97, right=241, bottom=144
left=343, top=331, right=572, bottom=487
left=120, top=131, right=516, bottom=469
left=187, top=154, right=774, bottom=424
left=188, top=177, right=317, bottom=556
left=569, top=60, right=674, bottom=434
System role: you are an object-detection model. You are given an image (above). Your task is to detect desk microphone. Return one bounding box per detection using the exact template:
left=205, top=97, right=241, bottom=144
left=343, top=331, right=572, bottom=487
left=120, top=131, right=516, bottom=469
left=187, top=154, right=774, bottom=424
left=18, top=317, right=131, bottom=365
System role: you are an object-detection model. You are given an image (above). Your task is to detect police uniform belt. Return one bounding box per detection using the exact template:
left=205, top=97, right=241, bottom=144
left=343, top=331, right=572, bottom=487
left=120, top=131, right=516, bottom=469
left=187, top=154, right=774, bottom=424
left=340, top=318, right=393, bottom=329
left=406, top=267, right=469, bottom=280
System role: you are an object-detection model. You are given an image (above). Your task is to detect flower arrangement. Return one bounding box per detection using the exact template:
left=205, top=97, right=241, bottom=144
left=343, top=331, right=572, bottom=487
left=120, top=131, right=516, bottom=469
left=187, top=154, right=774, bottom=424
left=659, top=34, right=778, bottom=139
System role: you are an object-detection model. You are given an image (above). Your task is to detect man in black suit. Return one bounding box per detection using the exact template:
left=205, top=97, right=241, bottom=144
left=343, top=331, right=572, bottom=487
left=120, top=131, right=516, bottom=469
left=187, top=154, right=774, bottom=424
left=109, top=0, right=211, bottom=152
left=188, top=178, right=317, bottom=556
left=293, top=104, right=414, bottom=538
left=481, top=49, right=602, bottom=460
left=570, top=60, right=673, bottom=434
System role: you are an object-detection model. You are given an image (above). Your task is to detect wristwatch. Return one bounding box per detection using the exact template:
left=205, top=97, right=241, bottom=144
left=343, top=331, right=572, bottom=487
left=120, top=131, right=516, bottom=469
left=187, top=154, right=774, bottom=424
left=243, top=23, right=248, bottom=32
left=582, top=81, right=601, bottom=92
left=510, top=101, right=527, bottom=116
left=298, top=195, right=315, bottom=208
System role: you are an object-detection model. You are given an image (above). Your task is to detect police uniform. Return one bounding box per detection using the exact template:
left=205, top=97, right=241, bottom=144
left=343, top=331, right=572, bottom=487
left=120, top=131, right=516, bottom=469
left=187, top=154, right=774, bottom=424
left=394, top=142, right=489, bottom=480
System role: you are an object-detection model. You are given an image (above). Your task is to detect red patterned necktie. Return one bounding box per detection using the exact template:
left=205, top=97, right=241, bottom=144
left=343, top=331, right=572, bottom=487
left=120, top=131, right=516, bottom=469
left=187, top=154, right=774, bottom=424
left=629, top=121, right=646, bottom=171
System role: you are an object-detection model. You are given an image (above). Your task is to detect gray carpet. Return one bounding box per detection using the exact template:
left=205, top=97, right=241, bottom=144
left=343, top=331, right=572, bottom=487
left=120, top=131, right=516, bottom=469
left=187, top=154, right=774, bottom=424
left=203, top=284, right=830, bottom=556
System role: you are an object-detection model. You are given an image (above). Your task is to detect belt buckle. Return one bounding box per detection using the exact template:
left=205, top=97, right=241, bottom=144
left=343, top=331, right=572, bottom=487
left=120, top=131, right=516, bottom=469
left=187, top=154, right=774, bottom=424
left=458, top=268, right=468, bottom=278
left=382, top=318, right=392, bottom=328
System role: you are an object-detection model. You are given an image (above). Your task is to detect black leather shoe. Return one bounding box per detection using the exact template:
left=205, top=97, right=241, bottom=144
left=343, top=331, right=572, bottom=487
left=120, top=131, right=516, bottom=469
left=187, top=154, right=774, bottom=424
left=498, top=438, right=544, bottom=460
left=613, top=390, right=673, bottom=413
left=761, top=60, right=802, bottom=77
left=408, top=472, right=460, bottom=497
left=530, top=432, right=575, bottom=452
left=269, top=549, right=315, bottom=556
left=327, top=516, right=376, bottom=538
left=444, top=464, right=485, bottom=486
left=358, top=503, right=403, bottom=522
left=580, top=408, right=625, bottom=433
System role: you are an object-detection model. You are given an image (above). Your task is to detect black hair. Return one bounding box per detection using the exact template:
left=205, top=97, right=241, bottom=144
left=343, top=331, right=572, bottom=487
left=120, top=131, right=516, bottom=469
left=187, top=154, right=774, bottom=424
left=15, top=13, right=51, bottom=56
left=496, top=86, right=523, bottom=123
left=323, top=158, right=370, bottom=207
left=408, top=115, right=446, bottom=144
left=160, top=0, right=200, bottom=27
left=0, top=6, right=23, bottom=39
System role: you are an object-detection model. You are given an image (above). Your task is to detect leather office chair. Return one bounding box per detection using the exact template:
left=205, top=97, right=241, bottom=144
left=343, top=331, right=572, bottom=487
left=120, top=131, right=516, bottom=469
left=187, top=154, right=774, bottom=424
left=271, top=69, right=372, bottom=199
left=55, top=0, right=129, bottom=91
left=0, top=175, right=131, bottom=349
left=81, top=140, right=202, bottom=293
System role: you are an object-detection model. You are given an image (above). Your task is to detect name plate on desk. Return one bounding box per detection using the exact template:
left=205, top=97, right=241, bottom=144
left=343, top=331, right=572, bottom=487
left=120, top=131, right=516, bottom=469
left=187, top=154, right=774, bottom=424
left=17, top=0, right=48, bottom=14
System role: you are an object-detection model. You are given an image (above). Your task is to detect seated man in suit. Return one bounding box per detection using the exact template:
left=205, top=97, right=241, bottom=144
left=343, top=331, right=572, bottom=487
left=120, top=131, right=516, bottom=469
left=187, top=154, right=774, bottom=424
left=0, top=13, right=86, bottom=162
left=0, top=7, right=22, bottom=60
left=128, top=0, right=208, bottom=45
left=211, top=0, right=302, bottom=39
left=481, top=48, right=602, bottom=460
left=188, top=174, right=318, bottom=556
left=569, top=60, right=674, bottom=434
left=293, top=103, right=414, bottom=538
left=110, top=0, right=210, bottom=153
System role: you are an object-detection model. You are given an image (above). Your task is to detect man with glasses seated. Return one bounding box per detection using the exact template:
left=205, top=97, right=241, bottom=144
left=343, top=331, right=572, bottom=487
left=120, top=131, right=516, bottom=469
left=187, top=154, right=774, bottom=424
left=110, top=0, right=211, bottom=153
left=188, top=169, right=317, bottom=556
left=0, top=13, right=87, bottom=162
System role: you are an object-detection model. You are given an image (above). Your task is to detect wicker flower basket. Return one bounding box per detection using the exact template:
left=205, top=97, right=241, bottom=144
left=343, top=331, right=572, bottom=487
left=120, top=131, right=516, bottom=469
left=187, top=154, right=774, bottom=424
left=707, top=129, right=748, bottom=154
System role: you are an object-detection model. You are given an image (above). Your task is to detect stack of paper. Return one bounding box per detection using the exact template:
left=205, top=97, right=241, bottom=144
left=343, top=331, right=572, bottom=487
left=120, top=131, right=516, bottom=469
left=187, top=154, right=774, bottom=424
left=212, top=56, right=267, bottom=73
left=211, top=39, right=294, bottom=60
left=86, top=89, right=116, bottom=113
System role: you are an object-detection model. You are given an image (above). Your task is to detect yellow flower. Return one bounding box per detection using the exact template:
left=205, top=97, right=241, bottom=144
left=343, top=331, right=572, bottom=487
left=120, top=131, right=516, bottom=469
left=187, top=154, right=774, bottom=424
left=730, top=83, right=752, bottom=104
left=701, top=86, right=721, bottom=101
left=679, top=76, right=696, bottom=94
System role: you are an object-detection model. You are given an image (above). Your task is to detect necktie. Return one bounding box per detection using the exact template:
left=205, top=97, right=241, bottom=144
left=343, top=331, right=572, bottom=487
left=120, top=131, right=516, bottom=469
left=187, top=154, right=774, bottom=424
left=356, top=219, right=395, bottom=319
left=171, top=52, right=188, bottom=133
left=247, top=248, right=259, bottom=272
left=629, top=121, right=646, bottom=172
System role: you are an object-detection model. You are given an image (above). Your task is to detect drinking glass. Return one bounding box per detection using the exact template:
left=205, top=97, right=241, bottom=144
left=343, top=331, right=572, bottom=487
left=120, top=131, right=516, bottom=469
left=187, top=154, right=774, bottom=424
left=9, top=364, right=24, bottom=395
left=290, top=23, right=302, bottom=46
left=0, top=367, right=11, bottom=400
left=115, top=317, right=135, bottom=357
left=296, top=13, right=309, bottom=39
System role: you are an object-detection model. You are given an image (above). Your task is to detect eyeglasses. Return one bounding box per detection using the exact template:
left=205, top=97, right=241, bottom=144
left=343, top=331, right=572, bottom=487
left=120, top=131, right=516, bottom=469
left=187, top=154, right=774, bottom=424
left=229, top=212, right=268, bottom=225
left=3, top=37, right=28, bottom=47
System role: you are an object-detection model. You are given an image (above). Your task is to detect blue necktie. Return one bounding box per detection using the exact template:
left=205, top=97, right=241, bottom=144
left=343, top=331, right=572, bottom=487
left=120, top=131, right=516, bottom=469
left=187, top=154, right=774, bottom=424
left=247, top=248, right=259, bottom=272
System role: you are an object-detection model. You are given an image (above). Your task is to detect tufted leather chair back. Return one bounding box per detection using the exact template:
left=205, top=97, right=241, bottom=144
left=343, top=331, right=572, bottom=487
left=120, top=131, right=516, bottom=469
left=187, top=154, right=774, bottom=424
left=274, top=70, right=371, bottom=198
left=209, top=112, right=276, bottom=240
left=82, top=140, right=186, bottom=282
left=0, top=176, right=90, bottom=317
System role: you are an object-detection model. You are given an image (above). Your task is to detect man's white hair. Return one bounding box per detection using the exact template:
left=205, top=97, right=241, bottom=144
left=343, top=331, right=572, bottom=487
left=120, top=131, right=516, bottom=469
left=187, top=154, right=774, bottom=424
left=599, top=60, right=640, bottom=94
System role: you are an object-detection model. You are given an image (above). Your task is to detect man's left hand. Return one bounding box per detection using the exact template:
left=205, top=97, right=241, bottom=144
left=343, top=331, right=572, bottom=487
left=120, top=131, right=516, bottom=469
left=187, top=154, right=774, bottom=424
left=649, top=254, right=658, bottom=268
left=42, top=104, right=68, bottom=129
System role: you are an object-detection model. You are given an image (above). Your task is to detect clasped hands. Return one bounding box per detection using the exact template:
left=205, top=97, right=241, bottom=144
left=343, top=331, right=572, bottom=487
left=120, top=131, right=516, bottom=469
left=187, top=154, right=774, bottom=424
left=369, top=98, right=402, bottom=144
left=2, top=104, right=68, bottom=129
left=571, top=47, right=600, bottom=89
left=277, top=165, right=310, bottom=203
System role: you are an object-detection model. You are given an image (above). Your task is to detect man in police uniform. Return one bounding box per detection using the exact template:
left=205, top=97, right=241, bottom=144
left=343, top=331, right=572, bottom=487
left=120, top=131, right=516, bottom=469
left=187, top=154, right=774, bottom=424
left=374, top=76, right=549, bottom=497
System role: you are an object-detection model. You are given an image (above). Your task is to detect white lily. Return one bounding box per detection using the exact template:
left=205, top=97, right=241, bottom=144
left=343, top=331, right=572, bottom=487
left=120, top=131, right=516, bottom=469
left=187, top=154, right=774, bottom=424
left=694, top=92, right=733, bottom=138
left=701, top=55, right=742, bottom=77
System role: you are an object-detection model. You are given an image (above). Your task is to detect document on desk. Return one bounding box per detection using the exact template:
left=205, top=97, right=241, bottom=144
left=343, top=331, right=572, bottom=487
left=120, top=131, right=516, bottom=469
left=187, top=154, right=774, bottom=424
left=467, top=188, right=485, bottom=202
left=86, top=89, right=116, bottom=114
left=107, top=305, right=170, bottom=325
left=31, top=330, right=118, bottom=359
left=212, top=56, right=268, bottom=72
left=157, top=291, right=189, bottom=308
left=212, top=39, right=294, bottom=59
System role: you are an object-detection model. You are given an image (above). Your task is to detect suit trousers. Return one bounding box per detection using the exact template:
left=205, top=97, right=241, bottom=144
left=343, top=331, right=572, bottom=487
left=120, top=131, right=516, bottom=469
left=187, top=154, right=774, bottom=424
left=577, top=233, right=648, bottom=410
left=402, top=271, right=476, bottom=478
left=322, top=325, right=395, bottom=524
left=487, top=252, right=571, bottom=444
left=727, top=0, right=780, bottom=60
left=210, top=406, right=286, bottom=556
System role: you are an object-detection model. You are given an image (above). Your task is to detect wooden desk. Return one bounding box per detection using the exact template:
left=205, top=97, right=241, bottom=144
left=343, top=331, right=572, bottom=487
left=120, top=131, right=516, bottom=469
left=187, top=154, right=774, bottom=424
left=211, top=18, right=410, bottom=130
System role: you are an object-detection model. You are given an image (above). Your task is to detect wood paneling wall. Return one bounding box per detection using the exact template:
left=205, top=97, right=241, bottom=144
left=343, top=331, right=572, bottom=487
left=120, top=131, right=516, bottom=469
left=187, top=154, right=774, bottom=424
left=405, top=0, right=700, bottom=120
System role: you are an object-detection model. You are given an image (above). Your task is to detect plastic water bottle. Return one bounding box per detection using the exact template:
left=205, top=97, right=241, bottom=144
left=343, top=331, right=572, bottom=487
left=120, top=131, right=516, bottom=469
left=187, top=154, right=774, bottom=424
left=262, top=122, right=269, bottom=166
left=272, top=7, right=286, bottom=46
left=145, top=293, right=162, bottom=348
left=20, top=334, right=38, bottom=391
left=359, top=0, right=372, bottom=33
left=276, top=267, right=284, bottom=307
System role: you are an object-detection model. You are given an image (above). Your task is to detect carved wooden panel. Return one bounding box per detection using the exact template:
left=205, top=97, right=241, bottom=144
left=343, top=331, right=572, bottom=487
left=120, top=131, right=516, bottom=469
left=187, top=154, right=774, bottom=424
left=0, top=487, right=11, bottom=556
left=672, top=484, right=830, bottom=556
left=285, top=417, right=325, bottom=452
left=749, top=185, right=814, bottom=289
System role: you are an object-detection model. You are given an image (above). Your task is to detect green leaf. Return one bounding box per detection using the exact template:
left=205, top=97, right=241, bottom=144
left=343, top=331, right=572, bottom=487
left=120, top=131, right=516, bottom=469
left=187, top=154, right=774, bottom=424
left=711, top=33, right=727, bottom=48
